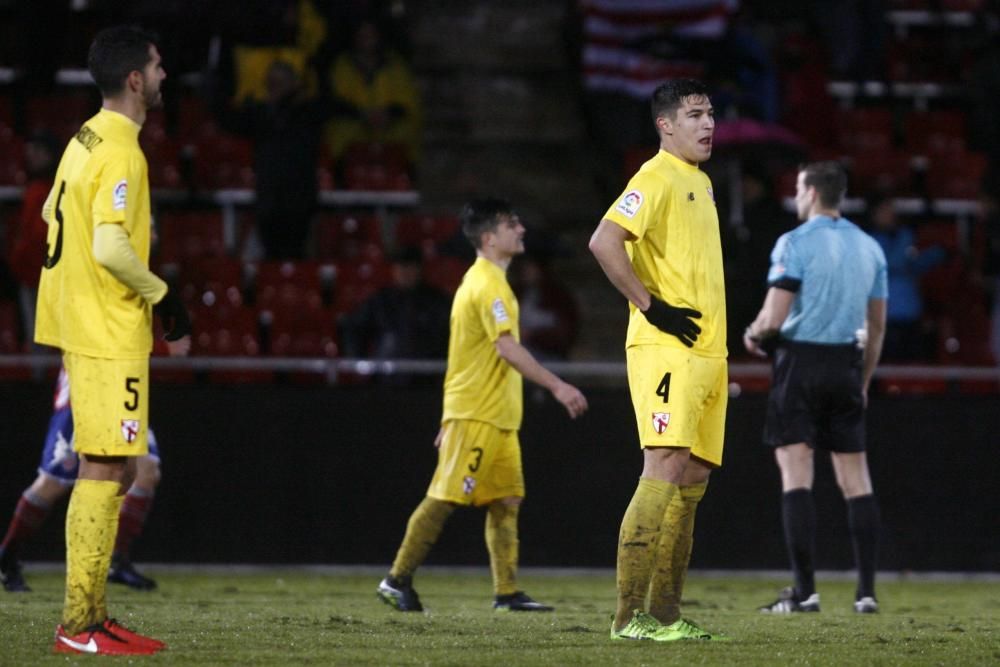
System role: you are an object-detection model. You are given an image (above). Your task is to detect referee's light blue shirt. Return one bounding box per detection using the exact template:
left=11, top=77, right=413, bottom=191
left=767, top=215, right=888, bottom=345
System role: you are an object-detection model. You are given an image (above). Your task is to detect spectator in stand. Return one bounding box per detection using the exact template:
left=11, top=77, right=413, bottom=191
left=216, top=59, right=328, bottom=259
left=339, top=245, right=451, bottom=367
left=4, top=131, right=60, bottom=345
left=509, top=250, right=580, bottom=361
left=325, top=18, right=422, bottom=172
left=867, top=196, right=945, bottom=362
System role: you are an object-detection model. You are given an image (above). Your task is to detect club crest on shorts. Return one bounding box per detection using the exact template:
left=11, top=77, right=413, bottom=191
left=463, top=476, right=477, bottom=495
left=651, top=412, right=671, bottom=434
left=121, top=419, right=140, bottom=444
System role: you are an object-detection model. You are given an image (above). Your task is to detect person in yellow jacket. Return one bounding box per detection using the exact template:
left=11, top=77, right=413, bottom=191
left=326, top=18, right=422, bottom=167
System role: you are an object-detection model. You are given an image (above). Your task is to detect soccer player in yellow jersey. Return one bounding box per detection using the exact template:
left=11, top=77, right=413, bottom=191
left=590, top=79, right=728, bottom=642
left=34, top=26, right=191, bottom=656
left=377, top=197, right=588, bottom=612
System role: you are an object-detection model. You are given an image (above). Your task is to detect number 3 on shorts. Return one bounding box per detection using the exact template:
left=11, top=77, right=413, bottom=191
left=655, top=372, right=671, bottom=403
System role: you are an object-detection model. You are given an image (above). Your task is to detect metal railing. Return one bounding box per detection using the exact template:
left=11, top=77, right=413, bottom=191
left=1, top=354, right=997, bottom=385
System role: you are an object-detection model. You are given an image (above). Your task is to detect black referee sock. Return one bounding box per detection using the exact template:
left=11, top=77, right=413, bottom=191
left=847, top=494, right=880, bottom=600
left=782, top=488, right=817, bottom=600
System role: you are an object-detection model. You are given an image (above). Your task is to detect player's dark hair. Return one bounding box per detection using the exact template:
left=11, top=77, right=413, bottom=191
left=87, top=25, right=158, bottom=97
left=801, top=161, right=848, bottom=209
left=460, top=197, right=515, bottom=250
left=651, top=79, right=710, bottom=123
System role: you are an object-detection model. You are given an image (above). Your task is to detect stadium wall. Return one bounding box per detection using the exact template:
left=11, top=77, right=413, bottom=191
left=1, top=382, right=995, bottom=571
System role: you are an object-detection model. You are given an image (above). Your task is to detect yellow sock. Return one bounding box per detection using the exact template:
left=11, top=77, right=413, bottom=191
left=648, top=481, right=708, bottom=624
left=389, top=497, right=454, bottom=579
left=615, top=477, right=677, bottom=628
left=63, top=479, right=123, bottom=635
left=485, top=502, right=519, bottom=596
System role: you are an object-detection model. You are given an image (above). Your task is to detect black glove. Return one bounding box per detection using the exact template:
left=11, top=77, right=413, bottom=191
left=153, top=289, right=192, bottom=342
left=642, top=298, right=702, bottom=347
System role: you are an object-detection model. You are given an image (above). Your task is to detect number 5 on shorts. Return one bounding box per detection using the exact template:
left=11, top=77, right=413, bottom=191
left=124, top=377, right=140, bottom=411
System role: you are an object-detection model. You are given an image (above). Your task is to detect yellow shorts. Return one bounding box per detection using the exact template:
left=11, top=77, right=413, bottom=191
left=427, top=420, right=524, bottom=506
left=626, top=345, right=728, bottom=467
left=63, top=352, right=149, bottom=457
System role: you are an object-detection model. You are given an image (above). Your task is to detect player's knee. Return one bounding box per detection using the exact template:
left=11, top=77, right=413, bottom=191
left=30, top=474, right=70, bottom=504
left=134, top=457, right=161, bottom=490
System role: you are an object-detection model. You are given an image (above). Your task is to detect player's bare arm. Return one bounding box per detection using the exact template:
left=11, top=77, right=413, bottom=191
left=590, top=217, right=702, bottom=347
left=744, top=287, right=795, bottom=357
left=494, top=333, right=588, bottom=419
left=861, top=298, right=887, bottom=401
left=588, top=219, right=650, bottom=309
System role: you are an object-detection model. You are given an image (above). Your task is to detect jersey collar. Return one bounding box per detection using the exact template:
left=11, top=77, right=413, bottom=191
left=97, top=108, right=142, bottom=139
left=658, top=148, right=701, bottom=174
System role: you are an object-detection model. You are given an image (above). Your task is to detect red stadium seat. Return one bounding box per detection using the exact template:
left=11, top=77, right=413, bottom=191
left=190, top=303, right=269, bottom=383
left=423, top=256, right=471, bottom=295
left=846, top=149, right=915, bottom=197
left=835, top=108, right=893, bottom=154
left=904, top=111, right=966, bottom=156
left=176, top=258, right=246, bottom=309
left=925, top=150, right=988, bottom=200
left=252, top=261, right=323, bottom=312
left=157, top=211, right=228, bottom=263
left=140, top=119, right=183, bottom=189
left=0, top=300, right=24, bottom=354
left=265, top=304, right=338, bottom=358
left=0, top=127, right=25, bottom=185
left=341, top=142, right=412, bottom=191
left=333, top=258, right=392, bottom=315
left=395, top=214, right=459, bottom=247
left=313, top=213, right=383, bottom=262
left=193, top=133, right=254, bottom=189
left=24, top=92, right=96, bottom=142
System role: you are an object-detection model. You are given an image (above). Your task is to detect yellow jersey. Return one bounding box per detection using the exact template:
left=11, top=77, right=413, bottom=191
left=603, top=149, right=727, bottom=357
left=441, top=257, right=522, bottom=430
left=35, top=109, right=154, bottom=359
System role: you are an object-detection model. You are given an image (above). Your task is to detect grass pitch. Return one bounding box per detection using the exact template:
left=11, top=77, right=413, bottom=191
left=1, top=567, right=996, bottom=666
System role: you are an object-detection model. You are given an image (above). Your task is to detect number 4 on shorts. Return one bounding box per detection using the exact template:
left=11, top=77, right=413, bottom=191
left=655, top=372, right=671, bottom=403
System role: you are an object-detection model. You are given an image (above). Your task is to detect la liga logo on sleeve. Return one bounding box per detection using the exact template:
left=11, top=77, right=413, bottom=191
left=492, top=298, right=509, bottom=323
left=615, top=190, right=643, bottom=218
left=112, top=180, right=128, bottom=210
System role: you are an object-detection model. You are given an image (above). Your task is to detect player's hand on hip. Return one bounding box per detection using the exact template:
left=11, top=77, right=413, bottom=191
left=167, top=335, right=191, bottom=357
left=553, top=381, right=588, bottom=419
left=433, top=426, right=444, bottom=449
left=153, top=289, right=192, bottom=341
left=642, top=298, right=702, bottom=347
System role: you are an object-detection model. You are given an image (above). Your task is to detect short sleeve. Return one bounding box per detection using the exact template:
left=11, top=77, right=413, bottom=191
left=92, top=154, right=139, bottom=228
left=479, top=289, right=516, bottom=342
left=602, top=170, right=669, bottom=241
left=767, top=233, right=803, bottom=291
left=870, top=241, right=889, bottom=300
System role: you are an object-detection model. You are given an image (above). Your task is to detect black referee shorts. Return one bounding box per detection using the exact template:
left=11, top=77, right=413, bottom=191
left=764, top=340, right=866, bottom=453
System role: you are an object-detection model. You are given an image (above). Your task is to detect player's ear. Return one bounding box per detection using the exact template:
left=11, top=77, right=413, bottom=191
left=656, top=113, right=672, bottom=136
left=126, top=69, right=143, bottom=94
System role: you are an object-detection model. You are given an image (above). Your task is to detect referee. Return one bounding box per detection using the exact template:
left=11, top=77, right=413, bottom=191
left=744, top=161, right=887, bottom=615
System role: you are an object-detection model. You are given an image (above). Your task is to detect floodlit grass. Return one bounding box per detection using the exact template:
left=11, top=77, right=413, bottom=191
left=1, top=568, right=997, bottom=665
